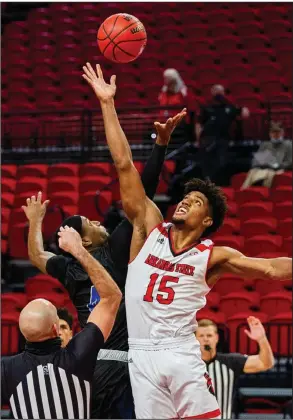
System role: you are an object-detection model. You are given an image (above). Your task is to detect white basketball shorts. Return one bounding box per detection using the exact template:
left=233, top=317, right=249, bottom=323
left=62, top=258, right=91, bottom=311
left=128, top=335, right=221, bottom=419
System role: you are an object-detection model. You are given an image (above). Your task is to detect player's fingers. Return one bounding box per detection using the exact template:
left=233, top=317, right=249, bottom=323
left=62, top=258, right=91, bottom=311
left=95, top=64, right=104, bottom=80
left=64, top=225, right=70, bottom=230
left=82, top=74, right=92, bottom=85
left=37, top=191, right=42, bottom=202
left=43, top=200, right=50, bottom=207
left=244, top=329, right=251, bottom=337
left=31, top=195, right=36, bottom=202
left=82, top=65, right=93, bottom=80
left=26, top=198, right=31, bottom=205
left=59, top=226, right=65, bottom=232
left=110, top=74, right=116, bottom=86
left=21, top=206, right=26, bottom=212
left=86, top=62, right=98, bottom=78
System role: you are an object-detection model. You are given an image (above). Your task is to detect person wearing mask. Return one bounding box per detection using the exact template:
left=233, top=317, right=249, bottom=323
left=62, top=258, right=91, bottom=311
left=57, top=307, right=74, bottom=348
left=195, top=317, right=275, bottom=419
left=159, top=68, right=190, bottom=117
left=196, top=84, right=250, bottom=183
left=241, top=121, right=292, bottom=188
left=1, top=225, right=122, bottom=419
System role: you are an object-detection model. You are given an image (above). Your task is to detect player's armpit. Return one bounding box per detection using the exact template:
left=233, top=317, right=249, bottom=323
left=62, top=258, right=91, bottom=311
left=31, top=251, right=56, bottom=275
left=211, top=246, right=292, bottom=281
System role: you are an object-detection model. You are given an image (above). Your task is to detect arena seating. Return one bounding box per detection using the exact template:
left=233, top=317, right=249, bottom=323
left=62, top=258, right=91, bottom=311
left=2, top=3, right=292, bottom=114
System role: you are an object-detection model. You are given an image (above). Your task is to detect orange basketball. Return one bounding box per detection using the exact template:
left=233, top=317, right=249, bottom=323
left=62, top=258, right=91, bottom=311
left=97, top=13, right=147, bottom=63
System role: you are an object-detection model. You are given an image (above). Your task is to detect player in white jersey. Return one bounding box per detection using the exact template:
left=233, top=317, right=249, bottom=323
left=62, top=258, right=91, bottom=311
left=83, top=63, right=292, bottom=419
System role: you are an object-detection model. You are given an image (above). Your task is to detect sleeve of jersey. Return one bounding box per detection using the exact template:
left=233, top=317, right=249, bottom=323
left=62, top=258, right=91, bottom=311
left=228, top=353, right=248, bottom=376
left=66, top=322, right=104, bottom=378
left=46, top=255, right=70, bottom=286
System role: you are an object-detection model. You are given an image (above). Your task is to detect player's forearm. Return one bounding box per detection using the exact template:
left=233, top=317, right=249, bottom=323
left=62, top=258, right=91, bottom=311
left=72, top=246, right=122, bottom=300
left=100, top=98, right=133, bottom=170
left=257, top=336, right=274, bottom=369
left=28, top=220, right=54, bottom=273
left=269, top=258, right=292, bottom=281
left=141, top=143, right=167, bottom=198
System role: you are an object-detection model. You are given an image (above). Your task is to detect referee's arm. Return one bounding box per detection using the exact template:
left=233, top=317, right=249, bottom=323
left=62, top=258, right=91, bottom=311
left=58, top=227, right=122, bottom=341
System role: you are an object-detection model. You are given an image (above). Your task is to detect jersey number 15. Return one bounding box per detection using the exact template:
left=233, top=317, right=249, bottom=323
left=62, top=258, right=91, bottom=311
left=143, top=273, right=179, bottom=305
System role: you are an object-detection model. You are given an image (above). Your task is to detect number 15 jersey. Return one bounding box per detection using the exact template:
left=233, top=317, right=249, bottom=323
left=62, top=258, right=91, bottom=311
left=125, top=222, right=213, bottom=342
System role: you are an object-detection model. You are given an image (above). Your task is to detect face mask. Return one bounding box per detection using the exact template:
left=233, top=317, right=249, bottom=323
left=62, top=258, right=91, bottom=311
left=271, top=136, right=283, bottom=144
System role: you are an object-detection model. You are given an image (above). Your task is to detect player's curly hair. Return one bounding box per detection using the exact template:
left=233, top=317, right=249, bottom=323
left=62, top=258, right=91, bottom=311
left=183, top=178, right=227, bottom=237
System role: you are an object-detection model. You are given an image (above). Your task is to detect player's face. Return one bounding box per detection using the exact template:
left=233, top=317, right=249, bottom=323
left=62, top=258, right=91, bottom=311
left=81, top=216, right=109, bottom=248
left=58, top=319, right=73, bottom=348
left=172, top=191, right=213, bottom=232
left=196, top=326, right=219, bottom=352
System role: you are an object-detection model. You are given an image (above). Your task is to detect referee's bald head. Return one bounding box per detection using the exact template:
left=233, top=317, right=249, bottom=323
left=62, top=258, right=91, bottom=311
left=19, top=299, right=60, bottom=342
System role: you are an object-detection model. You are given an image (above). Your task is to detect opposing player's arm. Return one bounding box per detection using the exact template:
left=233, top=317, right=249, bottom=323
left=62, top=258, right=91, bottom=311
left=22, top=192, right=56, bottom=274
left=212, top=246, right=292, bottom=281
left=58, top=227, right=122, bottom=341
left=82, top=63, right=163, bottom=234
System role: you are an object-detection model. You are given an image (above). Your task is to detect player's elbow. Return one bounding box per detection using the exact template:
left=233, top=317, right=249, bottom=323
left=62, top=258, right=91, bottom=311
left=103, top=291, right=122, bottom=314
left=115, top=156, right=133, bottom=172
left=261, top=358, right=275, bottom=371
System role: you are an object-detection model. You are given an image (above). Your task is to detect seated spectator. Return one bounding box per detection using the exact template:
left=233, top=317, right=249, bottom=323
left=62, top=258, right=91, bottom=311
left=159, top=68, right=190, bottom=117
left=241, top=121, right=292, bottom=189
left=196, top=84, right=250, bottom=184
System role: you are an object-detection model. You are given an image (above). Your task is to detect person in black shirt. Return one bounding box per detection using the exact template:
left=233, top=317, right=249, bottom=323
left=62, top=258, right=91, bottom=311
left=195, top=318, right=274, bottom=419
left=2, top=224, right=122, bottom=420
left=24, top=113, right=183, bottom=418
left=195, top=84, right=250, bottom=183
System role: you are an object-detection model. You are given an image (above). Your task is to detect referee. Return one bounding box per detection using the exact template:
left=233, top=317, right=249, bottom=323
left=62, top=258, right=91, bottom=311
left=195, top=317, right=274, bottom=419
left=1, top=226, right=122, bottom=420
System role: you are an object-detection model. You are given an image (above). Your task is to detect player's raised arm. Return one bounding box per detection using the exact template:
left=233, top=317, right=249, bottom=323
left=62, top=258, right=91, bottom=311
left=22, top=191, right=56, bottom=274
left=212, top=246, right=292, bottom=281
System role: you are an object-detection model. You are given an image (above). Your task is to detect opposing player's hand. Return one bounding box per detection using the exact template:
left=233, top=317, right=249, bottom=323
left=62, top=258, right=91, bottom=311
left=154, top=108, right=187, bottom=146
left=58, top=226, right=83, bottom=254
left=244, top=316, right=266, bottom=342
left=22, top=191, right=50, bottom=222
left=82, top=62, right=116, bottom=103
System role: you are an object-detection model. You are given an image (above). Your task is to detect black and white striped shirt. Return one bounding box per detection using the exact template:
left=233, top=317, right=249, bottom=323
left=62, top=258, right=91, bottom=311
left=205, top=352, right=247, bottom=419
left=1, top=322, right=104, bottom=419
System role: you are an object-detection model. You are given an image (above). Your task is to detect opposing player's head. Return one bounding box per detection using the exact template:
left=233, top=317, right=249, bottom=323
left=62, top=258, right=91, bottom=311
left=172, top=178, right=227, bottom=238
left=195, top=319, right=219, bottom=354
left=57, top=307, right=73, bottom=348
left=55, top=215, right=109, bottom=256
left=19, top=299, right=60, bottom=342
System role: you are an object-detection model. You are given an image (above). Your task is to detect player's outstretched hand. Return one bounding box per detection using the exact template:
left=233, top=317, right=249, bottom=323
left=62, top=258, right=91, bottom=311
left=244, top=316, right=266, bottom=342
left=22, top=191, right=50, bottom=222
left=82, top=62, right=116, bottom=103
left=154, top=108, right=187, bottom=145
left=58, top=226, right=83, bottom=255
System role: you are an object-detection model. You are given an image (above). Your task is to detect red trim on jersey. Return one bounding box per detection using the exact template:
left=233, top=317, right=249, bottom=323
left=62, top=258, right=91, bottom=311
left=182, top=408, right=221, bottom=419
left=157, top=223, right=168, bottom=238
left=204, top=244, right=214, bottom=289
left=128, top=222, right=164, bottom=265
left=195, top=243, right=212, bottom=252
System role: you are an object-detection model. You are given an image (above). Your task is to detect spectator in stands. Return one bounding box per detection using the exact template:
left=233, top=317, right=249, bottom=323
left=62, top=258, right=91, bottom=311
left=196, top=84, right=250, bottom=184
left=241, top=121, right=292, bottom=188
left=57, top=307, right=73, bottom=348
left=195, top=317, right=275, bottom=419
left=159, top=68, right=189, bottom=117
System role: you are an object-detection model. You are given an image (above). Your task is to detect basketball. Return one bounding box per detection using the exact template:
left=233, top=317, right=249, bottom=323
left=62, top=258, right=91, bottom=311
left=97, top=13, right=147, bottom=63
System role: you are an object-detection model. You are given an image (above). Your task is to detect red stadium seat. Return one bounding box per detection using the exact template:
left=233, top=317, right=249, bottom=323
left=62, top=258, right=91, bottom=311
left=210, top=23, right=236, bottom=37
left=244, top=235, right=283, bottom=256
left=78, top=191, right=112, bottom=220
left=278, top=219, right=292, bottom=238
left=1, top=178, right=17, bottom=193
left=271, top=186, right=292, bottom=202
left=236, top=21, right=264, bottom=36
left=260, top=292, right=292, bottom=317
left=212, top=274, right=245, bottom=295
left=25, top=274, right=68, bottom=297
left=47, top=163, right=79, bottom=178
left=227, top=312, right=269, bottom=353
left=17, top=164, right=48, bottom=179
left=1, top=312, right=20, bottom=355
left=219, top=291, right=260, bottom=317
left=8, top=223, right=28, bottom=259
left=48, top=177, right=79, bottom=194
left=206, top=292, right=220, bottom=311
left=274, top=202, right=292, bottom=220
left=240, top=218, right=277, bottom=237
left=10, top=208, right=27, bottom=225
left=2, top=192, right=14, bottom=208
left=196, top=309, right=226, bottom=325
left=42, top=205, right=66, bottom=241
left=216, top=218, right=240, bottom=235
left=235, top=187, right=269, bottom=205
left=49, top=192, right=79, bottom=216
left=268, top=312, right=292, bottom=356
left=282, top=237, right=292, bottom=257
left=272, top=172, right=292, bottom=188
left=2, top=164, right=17, bottom=178
left=16, top=177, right=48, bottom=194
left=254, top=278, right=283, bottom=295
left=239, top=202, right=273, bottom=221
left=1, top=293, right=27, bottom=313
left=28, top=293, right=67, bottom=308
left=240, top=35, right=270, bottom=51
left=79, top=176, right=112, bottom=194
left=231, top=173, right=247, bottom=189
left=213, top=235, right=244, bottom=251
left=79, top=162, right=113, bottom=178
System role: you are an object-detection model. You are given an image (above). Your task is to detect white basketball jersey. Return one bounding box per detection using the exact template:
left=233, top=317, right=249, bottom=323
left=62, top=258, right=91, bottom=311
left=125, top=222, right=213, bottom=341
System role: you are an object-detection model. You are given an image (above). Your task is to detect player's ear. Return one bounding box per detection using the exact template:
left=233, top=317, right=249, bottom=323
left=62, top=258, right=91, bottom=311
left=202, top=216, right=213, bottom=229
left=82, top=236, right=92, bottom=248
